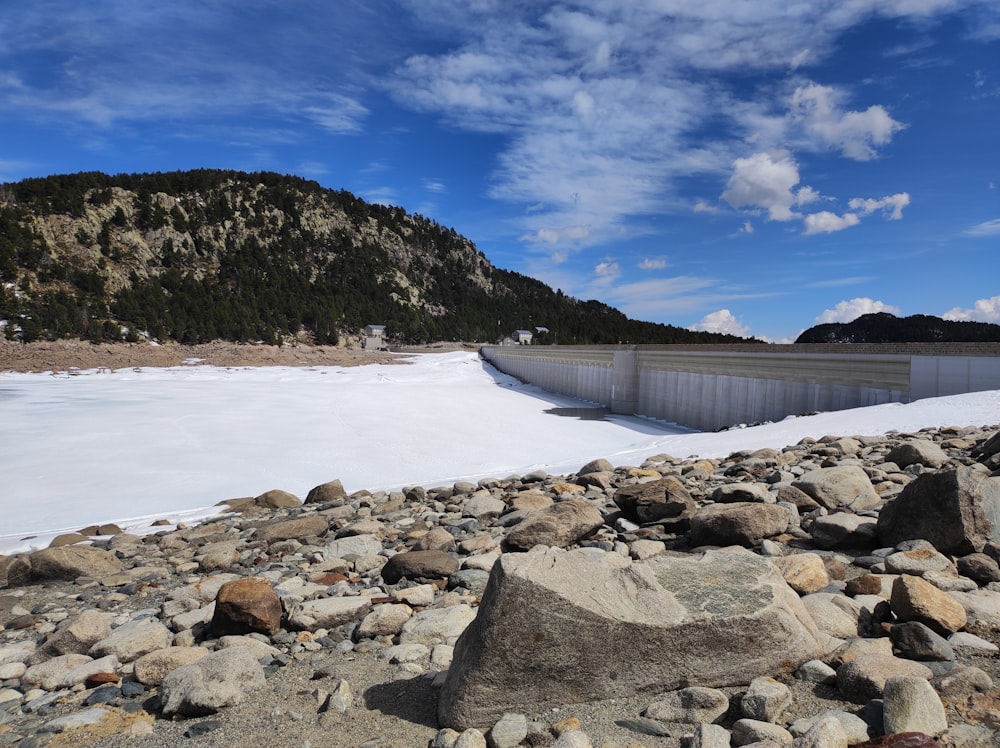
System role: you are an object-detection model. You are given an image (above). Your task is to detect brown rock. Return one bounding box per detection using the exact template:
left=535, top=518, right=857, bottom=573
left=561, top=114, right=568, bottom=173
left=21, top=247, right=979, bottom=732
left=891, top=575, right=968, bottom=635
left=211, top=577, right=283, bottom=636
left=253, top=515, right=329, bottom=544
left=305, top=479, right=347, bottom=504
left=613, top=476, right=695, bottom=524
left=876, top=466, right=1000, bottom=555
left=24, top=546, right=123, bottom=583
left=380, top=550, right=460, bottom=584
left=689, top=502, right=789, bottom=548
left=771, top=553, right=830, bottom=594
left=48, top=533, right=90, bottom=548
left=412, top=527, right=457, bottom=552
left=504, top=498, right=604, bottom=550
left=253, top=489, right=301, bottom=509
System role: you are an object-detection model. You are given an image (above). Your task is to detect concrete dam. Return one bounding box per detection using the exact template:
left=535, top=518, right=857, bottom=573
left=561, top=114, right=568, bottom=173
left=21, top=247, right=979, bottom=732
left=480, top=343, right=1000, bottom=431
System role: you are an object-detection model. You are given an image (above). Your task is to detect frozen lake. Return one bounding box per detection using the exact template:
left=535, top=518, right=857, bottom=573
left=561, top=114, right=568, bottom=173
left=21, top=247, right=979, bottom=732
left=3, top=350, right=999, bottom=554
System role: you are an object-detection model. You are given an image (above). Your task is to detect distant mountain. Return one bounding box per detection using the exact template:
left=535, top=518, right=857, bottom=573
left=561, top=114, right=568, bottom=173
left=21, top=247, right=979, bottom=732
left=796, top=312, right=1000, bottom=344
left=0, top=169, right=756, bottom=346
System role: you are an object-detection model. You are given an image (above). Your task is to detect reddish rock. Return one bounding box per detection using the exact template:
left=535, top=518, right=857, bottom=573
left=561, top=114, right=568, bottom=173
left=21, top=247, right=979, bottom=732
left=84, top=672, right=121, bottom=687
left=211, top=577, right=283, bottom=636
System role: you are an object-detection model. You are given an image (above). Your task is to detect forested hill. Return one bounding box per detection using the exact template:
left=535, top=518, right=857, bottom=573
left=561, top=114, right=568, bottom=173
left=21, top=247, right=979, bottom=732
left=0, top=170, right=752, bottom=346
left=796, top=312, right=1000, bottom=343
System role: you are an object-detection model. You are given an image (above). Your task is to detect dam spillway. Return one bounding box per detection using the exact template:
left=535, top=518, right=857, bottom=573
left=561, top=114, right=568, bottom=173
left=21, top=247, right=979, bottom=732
left=480, top=343, right=1000, bottom=431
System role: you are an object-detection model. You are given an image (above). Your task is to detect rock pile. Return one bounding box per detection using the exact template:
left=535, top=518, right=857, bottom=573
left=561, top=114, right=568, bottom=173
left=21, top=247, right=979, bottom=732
left=1, top=425, right=1000, bottom=747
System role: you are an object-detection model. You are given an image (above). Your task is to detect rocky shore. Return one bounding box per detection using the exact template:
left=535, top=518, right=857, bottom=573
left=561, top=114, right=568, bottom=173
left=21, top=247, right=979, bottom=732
left=2, top=424, right=1000, bottom=747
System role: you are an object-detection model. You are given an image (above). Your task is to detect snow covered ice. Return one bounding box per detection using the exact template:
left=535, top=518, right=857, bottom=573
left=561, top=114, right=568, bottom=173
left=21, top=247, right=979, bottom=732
left=2, top=350, right=1000, bottom=554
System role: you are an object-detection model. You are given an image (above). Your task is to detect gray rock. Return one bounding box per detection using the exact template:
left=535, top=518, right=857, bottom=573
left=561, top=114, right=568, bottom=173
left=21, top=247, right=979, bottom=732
left=22, top=654, right=94, bottom=691
left=876, top=465, right=1000, bottom=555
left=399, top=604, right=477, bottom=647
left=808, top=513, right=878, bottom=550
left=287, top=596, right=372, bottom=631
left=884, top=548, right=955, bottom=576
left=788, top=709, right=870, bottom=743
left=323, top=533, right=383, bottom=561
left=792, top=466, right=880, bottom=511
left=794, top=660, right=836, bottom=685
left=836, top=653, right=933, bottom=703
left=644, top=686, right=730, bottom=724
left=40, top=707, right=109, bottom=734
left=464, top=494, right=507, bottom=522
left=690, top=723, right=731, bottom=748
left=711, top=482, right=774, bottom=503
left=43, top=609, right=110, bottom=656
left=887, top=440, right=949, bottom=469
left=731, top=718, right=793, bottom=745
left=889, top=621, right=955, bottom=661
left=89, top=618, right=173, bottom=663
left=790, top=715, right=848, bottom=748
left=689, top=502, right=789, bottom=547
left=134, top=646, right=210, bottom=686
left=741, top=676, right=792, bottom=723
left=438, top=546, right=822, bottom=729
left=882, top=675, right=948, bottom=737
left=159, top=647, right=266, bottom=717
left=505, top=497, right=604, bottom=550
left=487, top=712, right=528, bottom=748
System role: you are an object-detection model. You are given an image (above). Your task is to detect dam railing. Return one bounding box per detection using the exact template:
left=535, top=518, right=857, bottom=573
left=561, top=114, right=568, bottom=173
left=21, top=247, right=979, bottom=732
left=479, top=343, right=1000, bottom=431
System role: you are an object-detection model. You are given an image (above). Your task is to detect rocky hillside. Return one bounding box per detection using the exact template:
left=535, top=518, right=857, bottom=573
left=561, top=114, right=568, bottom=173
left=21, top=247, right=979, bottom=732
left=0, top=170, right=751, bottom=346
left=797, top=312, right=1000, bottom=344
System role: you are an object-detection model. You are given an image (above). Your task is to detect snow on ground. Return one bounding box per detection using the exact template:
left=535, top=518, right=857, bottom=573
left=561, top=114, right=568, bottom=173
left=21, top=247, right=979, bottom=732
left=2, top=351, right=999, bottom=554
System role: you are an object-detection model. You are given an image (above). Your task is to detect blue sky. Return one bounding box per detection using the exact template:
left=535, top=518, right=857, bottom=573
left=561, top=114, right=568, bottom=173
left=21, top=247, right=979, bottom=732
left=1, top=1, right=998, bottom=342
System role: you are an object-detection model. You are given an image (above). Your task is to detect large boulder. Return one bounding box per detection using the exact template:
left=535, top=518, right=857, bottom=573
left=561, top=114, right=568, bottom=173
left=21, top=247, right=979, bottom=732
left=792, top=466, right=880, bottom=511
left=438, top=546, right=823, bottom=729
left=876, top=466, right=1000, bottom=555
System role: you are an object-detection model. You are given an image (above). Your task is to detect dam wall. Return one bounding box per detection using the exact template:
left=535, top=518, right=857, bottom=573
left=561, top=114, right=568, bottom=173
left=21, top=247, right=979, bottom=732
left=480, top=343, right=1000, bottom=431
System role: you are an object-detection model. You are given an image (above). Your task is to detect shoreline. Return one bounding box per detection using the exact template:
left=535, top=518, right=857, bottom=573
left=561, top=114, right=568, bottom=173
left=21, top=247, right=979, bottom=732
left=0, top=338, right=479, bottom=373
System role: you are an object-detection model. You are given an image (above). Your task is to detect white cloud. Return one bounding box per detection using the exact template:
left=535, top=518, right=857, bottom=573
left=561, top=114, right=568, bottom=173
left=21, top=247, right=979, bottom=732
left=848, top=193, right=910, bottom=219
left=423, top=179, right=447, bottom=193
left=789, top=83, right=905, bottom=161
left=816, top=298, right=901, bottom=324
left=693, top=201, right=720, bottom=214
left=943, top=296, right=1000, bottom=322
left=594, top=261, right=620, bottom=277
left=689, top=309, right=750, bottom=337
left=638, top=258, right=668, bottom=270
left=802, top=211, right=861, bottom=235
left=963, top=218, right=1000, bottom=236
left=739, top=220, right=754, bottom=234
left=520, top=225, right=591, bottom=245
left=721, top=151, right=802, bottom=221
